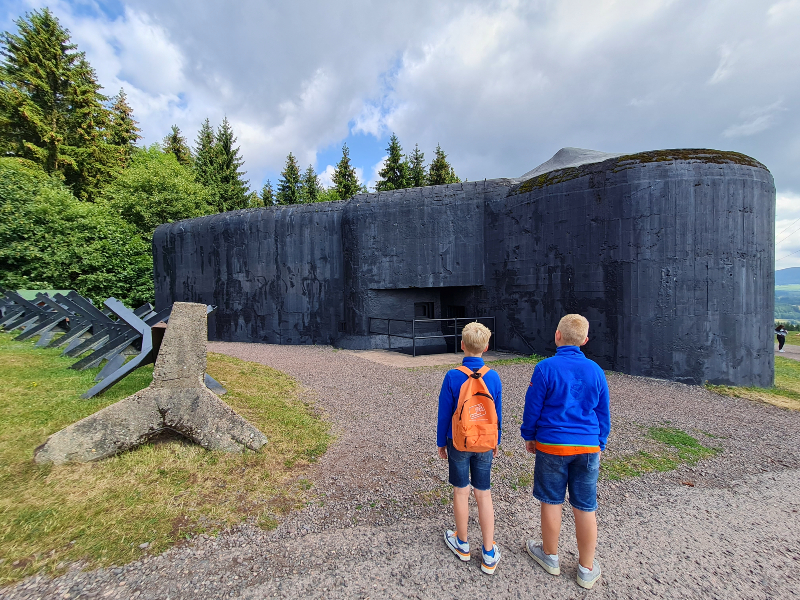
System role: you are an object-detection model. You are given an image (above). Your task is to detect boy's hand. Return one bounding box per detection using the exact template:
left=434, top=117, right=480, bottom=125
left=492, top=447, right=498, bottom=458
left=438, top=446, right=448, bottom=459
left=525, top=440, right=537, bottom=454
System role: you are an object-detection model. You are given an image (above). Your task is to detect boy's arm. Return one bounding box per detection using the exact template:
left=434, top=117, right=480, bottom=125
left=436, top=372, right=456, bottom=448
left=596, top=374, right=611, bottom=451
left=520, top=365, right=547, bottom=442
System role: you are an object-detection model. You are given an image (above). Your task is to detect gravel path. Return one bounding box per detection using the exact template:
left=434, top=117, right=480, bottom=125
left=776, top=341, right=800, bottom=361
left=3, top=343, right=800, bottom=600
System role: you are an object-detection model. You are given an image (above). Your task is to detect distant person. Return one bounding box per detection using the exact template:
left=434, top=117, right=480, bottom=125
left=776, top=325, right=788, bottom=352
left=520, top=314, right=610, bottom=589
left=437, top=321, right=503, bottom=575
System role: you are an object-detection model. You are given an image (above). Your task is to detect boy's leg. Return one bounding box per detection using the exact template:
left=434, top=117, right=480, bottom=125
left=566, top=452, right=600, bottom=571
left=473, top=488, right=494, bottom=550
left=573, top=507, right=597, bottom=569
left=453, top=485, right=471, bottom=539
left=541, top=502, right=562, bottom=555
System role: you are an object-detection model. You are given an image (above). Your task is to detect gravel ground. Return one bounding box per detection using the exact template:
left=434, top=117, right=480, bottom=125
left=3, top=342, right=799, bottom=600
left=776, top=341, right=800, bottom=361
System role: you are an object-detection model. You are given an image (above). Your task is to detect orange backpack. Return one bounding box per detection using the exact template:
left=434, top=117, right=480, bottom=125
left=451, top=365, right=499, bottom=452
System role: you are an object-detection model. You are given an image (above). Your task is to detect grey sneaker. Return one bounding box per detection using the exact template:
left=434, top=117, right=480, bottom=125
left=577, top=561, right=601, bottom=589
left=526, top=539, right=560, bottom=575
left=444, top=530, right=470, bottom=562
left=481, top=542, right=501, bottom=575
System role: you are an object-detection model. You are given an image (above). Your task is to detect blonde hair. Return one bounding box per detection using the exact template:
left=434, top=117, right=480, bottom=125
left=461, top=321, right=492, bottom=354
left=557, top=314, right=589, bottom=345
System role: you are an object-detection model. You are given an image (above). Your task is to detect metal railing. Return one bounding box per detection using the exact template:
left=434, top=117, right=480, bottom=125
left=368, top=316, right=496, bottom=357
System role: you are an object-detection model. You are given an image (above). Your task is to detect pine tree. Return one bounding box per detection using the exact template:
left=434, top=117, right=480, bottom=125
left=162, top=125, right=192, bottom=166
left=107, top=89, right=140, bottom=167
left=277, top=153, right=301, bottom=205
left=300, top=164, right=321, bottom=203
left=213, top=117, right=249, bottom=212
left=427, top=143, right=461, bottom=186
left=408, top=143, right=426, bottom=188
left=331, top=143, right=361, bottom=200
left=375, top=133, right=409, bottom=192
left=0, top=9, right=115, bottom=200
left=261, top=179, right=274, bottom=206
left=193, top=118, right=216, bottom=189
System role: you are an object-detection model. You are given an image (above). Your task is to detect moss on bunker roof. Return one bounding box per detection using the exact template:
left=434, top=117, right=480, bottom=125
left=512, top=149, right=768, bottom=195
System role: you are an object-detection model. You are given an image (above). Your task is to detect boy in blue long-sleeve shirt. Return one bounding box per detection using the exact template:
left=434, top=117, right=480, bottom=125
left=521, top=314, right=610, bottom=589
left=437, top=321, right=503, bottom=574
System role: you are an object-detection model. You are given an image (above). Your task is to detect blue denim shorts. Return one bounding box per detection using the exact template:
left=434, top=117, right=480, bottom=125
left=447, top=439, right=493, bottom=491
left=532, top=450, right=599, bottom=512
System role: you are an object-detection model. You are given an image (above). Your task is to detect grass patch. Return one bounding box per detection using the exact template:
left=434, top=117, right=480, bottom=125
left=601, top=426, right=719, bottom=481
left=0, top=332, right=331, bottom=585
left=705, top=357, right=800, bottom=410
left=488, top=354, right=546, bottom=367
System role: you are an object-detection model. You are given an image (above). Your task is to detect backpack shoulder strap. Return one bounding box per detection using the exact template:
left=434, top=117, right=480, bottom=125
left=456, top=365, right=491, bottom=379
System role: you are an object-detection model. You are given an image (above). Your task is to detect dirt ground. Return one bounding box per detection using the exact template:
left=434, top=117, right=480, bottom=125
left=3, top=343, right=799, bottom=600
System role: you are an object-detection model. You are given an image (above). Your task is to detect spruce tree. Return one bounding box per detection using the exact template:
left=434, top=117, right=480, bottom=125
left=408, top=143, right=426, bottom=187
left=193, top=118, right=216, bottom=189
left=0, top=9, right=115, bottom=200
left=300, top=164, right=321, bottom=203
left=214, top=117, right=249, bottom=212
left=162, top=125, right=192, bottom=166
left=331, top=143, right=360, bottom=200
left=277, top=153, right=301, bottom=205
left=107, top=89, right=141, bottom=167
left=261, top=179, right=274, bottom=206
left=427, top=143, right=461, bottom=186
left=375, top=133, right=408, bottom=192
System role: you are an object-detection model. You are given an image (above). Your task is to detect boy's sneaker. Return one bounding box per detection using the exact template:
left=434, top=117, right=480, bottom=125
left=444, top=530, right=470, bottom=561
left=481, top=542, right=501, bottom=574
left=526, top=539, right=560, bottom=575
left=577, top=561, right=602, bottom=589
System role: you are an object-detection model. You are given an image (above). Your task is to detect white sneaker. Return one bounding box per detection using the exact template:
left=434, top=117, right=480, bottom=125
left=444, top=530, right=470, bottom=561
left=779, top=349, right=786, bottom=352
left=481, top=542, right=501, bottom=575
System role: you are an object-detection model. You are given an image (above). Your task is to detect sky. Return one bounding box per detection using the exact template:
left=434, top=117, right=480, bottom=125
left=2, top=0, right=800, bottom=267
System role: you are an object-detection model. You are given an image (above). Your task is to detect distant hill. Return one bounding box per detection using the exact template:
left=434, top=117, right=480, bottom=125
left=776, top=267, right=800, bottom=286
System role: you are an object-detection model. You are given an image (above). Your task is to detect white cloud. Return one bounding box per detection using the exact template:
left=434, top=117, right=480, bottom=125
left=723, top=100, right=785, bottom=138
left=776, top=192, right=800, bottom=267
left=708, top=44, right=738, bottom=85
left=3, top=0, right=800, bottom=202
left=318, top=165, right=336, bottom=189
left=364, top=157, right=386, bottom=192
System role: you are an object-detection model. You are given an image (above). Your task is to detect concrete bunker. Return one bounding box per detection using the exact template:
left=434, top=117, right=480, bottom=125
left=153, top=148, right=775, bottom=386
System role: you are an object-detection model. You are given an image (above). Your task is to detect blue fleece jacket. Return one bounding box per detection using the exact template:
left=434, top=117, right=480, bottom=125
left=520, top=346, right=610, bottom=450
left=437, top=356, right=503, bottom=448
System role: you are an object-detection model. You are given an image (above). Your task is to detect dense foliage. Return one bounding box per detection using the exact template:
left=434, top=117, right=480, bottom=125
left=0, top=9, right=134, bottom=201
left=102, top=145, right=213, bottom=241
left=373, top=136, right=460, bottom=191
left=375, top=133, right=409, bottom=191
left=0, top=158, right=153, bottom=307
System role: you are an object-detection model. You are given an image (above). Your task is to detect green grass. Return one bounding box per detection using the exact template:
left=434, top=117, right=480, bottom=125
left=488, top=354, right=546, bottom=366
left=0, top=332, right=331, bottom=585
left=600, top=427, right=720, bottom=481
left=779, top=333, right=800, bottom=347
left=706, top=356, right=800, bottom=410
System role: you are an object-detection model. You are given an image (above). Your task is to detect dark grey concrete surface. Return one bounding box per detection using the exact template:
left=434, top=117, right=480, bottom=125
left=153, top=149, right=775, bottom=386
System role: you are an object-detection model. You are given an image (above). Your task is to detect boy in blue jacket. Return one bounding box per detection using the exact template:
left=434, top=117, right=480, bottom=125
left=521, top=314, right=610, bottom=589
left=437, top=321, right=503, bottom=575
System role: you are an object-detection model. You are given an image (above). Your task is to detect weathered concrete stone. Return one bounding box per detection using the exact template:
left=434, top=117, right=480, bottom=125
left=153, top=148, right=775, bottom=387
left=34, top=302, right=267, bottom=465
